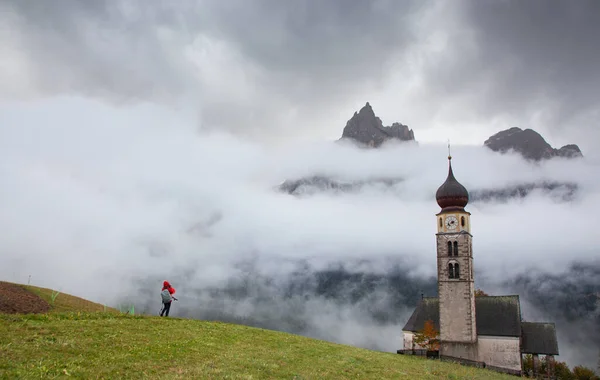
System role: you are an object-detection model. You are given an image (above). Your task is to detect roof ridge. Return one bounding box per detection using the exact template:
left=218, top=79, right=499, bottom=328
left=521, top=321, right=556, bottom=326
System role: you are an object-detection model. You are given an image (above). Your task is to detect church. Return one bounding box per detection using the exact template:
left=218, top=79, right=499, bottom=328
left=398, top=154, right=559, bottom=376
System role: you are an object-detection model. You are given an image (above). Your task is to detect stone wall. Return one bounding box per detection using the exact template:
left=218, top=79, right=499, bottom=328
left=440, top=337, right=522, bottom=375
left=440, top=341, right=479, bottom=362
left=477, top=336, right=522, bottom=373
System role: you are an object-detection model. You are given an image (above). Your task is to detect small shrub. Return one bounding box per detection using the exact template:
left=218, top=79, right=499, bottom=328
left=50, top=290, right=60, bottom=305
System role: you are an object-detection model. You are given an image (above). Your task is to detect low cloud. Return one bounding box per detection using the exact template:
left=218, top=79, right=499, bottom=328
left=0, top=98, right=598, bottom=369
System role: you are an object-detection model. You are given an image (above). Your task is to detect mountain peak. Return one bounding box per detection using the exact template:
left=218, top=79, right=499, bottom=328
left=484, top=127, right=583, bottom=161
left=340, top=102, right=415, bottom=148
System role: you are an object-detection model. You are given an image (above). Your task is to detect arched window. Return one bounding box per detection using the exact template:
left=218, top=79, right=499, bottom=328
left=447, top=241, right=452, bottom=256
left=461, top=216, right=466, bottom=227
left=453, top=241, right=459, bottom=256
left=448, top=262, right=460, bottom=279
left=439, top=218, right=443, bottom=228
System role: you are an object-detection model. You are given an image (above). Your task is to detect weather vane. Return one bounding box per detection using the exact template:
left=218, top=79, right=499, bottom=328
left=448, top=139, right=452, bottom=160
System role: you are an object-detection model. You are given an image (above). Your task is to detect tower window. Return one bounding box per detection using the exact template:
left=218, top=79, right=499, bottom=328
left=448, top=262, right=460, bottom=279
left=461, top=216, right=466, bottom=227
left=439, top=218, right=442, bottom=227
left=447, top=241, right=452, bottom=256
left=453, top=241, right=459, bottom=256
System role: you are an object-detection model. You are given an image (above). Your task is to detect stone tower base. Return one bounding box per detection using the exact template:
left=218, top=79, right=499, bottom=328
left=440, top=342, right=479, bottom=363
left=440, top=341, right=523, bottom=376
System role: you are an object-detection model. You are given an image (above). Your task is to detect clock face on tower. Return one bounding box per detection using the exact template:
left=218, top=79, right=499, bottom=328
left=445, top=215, right=458, bottom=230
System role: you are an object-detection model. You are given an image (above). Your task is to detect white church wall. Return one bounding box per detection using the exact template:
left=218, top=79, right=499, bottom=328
left=402, top=331, right=429, bottom=350
left=477, top=335, right=521, bottom=372
left=403, top=331, right=414, bottom=350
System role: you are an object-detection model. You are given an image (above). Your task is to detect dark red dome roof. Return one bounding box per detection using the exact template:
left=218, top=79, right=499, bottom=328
left=436, top=157, right=469, bottom=210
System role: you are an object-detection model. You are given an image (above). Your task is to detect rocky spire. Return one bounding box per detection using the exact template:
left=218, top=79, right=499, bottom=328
left=340, top=102, right=415, bottom=147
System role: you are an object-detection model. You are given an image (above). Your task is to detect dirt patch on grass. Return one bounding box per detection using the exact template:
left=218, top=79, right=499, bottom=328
left=0, top=281, right=51, bottom=314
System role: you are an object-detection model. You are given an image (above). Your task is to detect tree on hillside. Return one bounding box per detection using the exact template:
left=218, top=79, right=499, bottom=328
left=572, top=365, right=599, bottom=380
left=522, top=355, right=599, bottom=380
left=554, top=360, right=576, bottom=380
left=474, top=288, right=488, bottom=297
left=413, top=319, right=440, bottom=351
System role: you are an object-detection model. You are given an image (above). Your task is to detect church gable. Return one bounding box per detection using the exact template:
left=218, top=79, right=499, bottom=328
left=521, top=322, right=559, bottom=355
left=475, top=296, right=521, bottom=336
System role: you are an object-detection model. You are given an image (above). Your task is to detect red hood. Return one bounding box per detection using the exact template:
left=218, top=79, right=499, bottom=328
left=163, top=281, right=171, bottom=288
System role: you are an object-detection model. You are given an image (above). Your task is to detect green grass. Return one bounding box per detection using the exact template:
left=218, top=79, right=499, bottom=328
left=1, top=282, right=515, bottom=379
left=0, top=312, right=515, bottom=379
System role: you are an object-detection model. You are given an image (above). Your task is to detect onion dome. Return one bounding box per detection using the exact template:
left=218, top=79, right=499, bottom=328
left=436, top=155, right=469, bottom=210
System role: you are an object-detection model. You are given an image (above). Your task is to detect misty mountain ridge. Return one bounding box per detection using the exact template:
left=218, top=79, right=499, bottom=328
left=278, top=175, right=578, bottom=203
left=278, top=176, right=405, bottom=197
left=338, top=103, right=583, bottom=163
left=277, top=103, right=584, bottom=203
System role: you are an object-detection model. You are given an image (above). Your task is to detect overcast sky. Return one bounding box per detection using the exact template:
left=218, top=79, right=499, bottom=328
left=1, top=0, right=599, bottom=371
left=2, top=0, right=600, bottom=151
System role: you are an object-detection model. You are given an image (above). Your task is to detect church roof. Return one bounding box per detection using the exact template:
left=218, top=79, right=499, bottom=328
left=403, top=297, right=440, bottom=331
left=435, top=157, right=469, bottom=211
left=402, top=296, right=560, bottom=355
left=402, top=295, right=522, bottom=337
left=476, top=296, right=522, bottom=337
left=521, top=322, right=559, bottom=355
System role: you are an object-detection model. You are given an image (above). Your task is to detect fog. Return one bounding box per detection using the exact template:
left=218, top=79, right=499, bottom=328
left=0, top=97, right=598, bottom=369
left=2, top=0, right=600, bottom=371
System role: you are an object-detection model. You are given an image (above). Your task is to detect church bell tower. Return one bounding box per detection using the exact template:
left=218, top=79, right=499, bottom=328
left=435, top=153, right=477, bottom=350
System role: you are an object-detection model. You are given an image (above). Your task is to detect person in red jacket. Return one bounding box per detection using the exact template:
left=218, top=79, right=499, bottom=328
left=159, top=280, right=178, bottom=317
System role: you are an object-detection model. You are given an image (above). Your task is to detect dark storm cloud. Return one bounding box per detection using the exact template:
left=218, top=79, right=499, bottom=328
left=1, top=0, right=199, bottom=103
left=412, top=0, right=600, bottom=143
left=192, top=0, right=428, bottom=137
left=1, top=0, right=426, bottom=139
left=201, top=0, right=423, bottom=81
left=4, top=0, right=599, bottom=143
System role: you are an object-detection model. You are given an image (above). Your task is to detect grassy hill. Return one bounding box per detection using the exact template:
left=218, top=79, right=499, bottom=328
left=0, top=280, right=119, bottom=314
left=22, top=284, right=120, bottom=314
left=0, top=283, right=515, bottom=379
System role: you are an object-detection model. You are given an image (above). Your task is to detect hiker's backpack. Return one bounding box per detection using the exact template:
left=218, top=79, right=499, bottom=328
left=161, top=289, right=172, bottom=303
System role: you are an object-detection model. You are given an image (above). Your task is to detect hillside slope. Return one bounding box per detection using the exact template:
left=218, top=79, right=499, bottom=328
left=0, top=312, right=514, bottom=379
left=0, top=281, right=118, bottom=314
left=0, top=282, right=513, bottom=379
